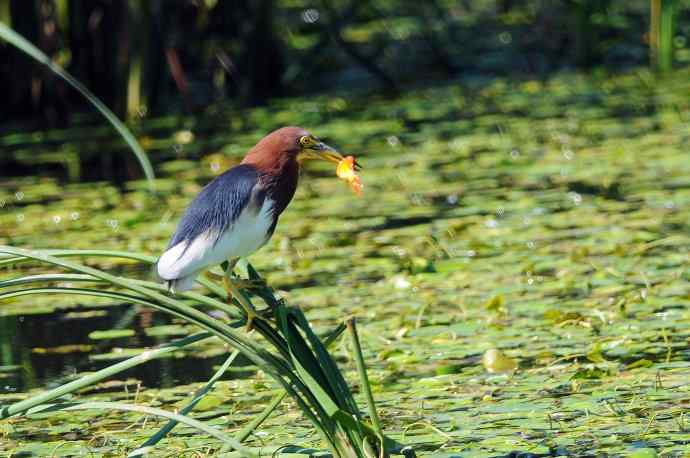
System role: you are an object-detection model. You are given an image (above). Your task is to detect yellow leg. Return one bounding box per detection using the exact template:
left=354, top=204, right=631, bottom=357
left=225, top=276, right=266, bottom=290
left=222, top=261, right=264, bottom=331
left=208, top=262, right=265, bottom=289
left=204, top=270, right=224, bottom=282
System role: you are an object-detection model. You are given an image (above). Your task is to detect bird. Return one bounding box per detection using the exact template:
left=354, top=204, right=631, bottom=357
left=156, top=126, right=354, bottom=327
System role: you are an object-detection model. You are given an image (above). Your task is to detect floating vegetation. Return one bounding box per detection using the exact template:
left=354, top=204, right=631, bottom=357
left=2, top=67, right=690, bottom=455
left=0, top=247, right=412, bottom=457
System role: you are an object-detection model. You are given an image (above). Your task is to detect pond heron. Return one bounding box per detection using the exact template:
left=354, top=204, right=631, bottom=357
left=157, top=126, right=359, bottom=328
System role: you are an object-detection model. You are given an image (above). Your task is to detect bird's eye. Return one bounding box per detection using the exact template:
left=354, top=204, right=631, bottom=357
left=299, top=135, right=320, bottom=149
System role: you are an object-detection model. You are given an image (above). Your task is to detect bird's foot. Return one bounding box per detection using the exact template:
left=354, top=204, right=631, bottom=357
left=234, top=296, right=270, bottom=332
left=204, top=270, right=225, bottom=282
left=207, top=270, right=266, bottom=293
left=223, top=275, right=266, bottom=332
left=241, top=306, right=264, bottom=332
left=231, top=276, right=267, bottom=292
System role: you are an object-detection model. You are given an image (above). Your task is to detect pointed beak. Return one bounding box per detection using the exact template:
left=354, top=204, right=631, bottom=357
left=315, top=143, right=362, bottom=170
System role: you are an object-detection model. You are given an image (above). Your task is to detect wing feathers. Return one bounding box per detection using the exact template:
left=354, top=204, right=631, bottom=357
left=168, top=165, right=260, bottom=249
left=157, top=163, right=279, bottom=291
left=157, top=229, right=218, bottom=280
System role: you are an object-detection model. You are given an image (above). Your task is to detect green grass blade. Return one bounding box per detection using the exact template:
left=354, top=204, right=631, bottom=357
left=0, top=249, right=226, bottom=298
left=276, top=307, right=358, bottom=457
left=233, top=391, right=287, bottom=444
left=0, top=245, right=334, bottom=449
left=277, top=308, right=339, bottom=410
left=323, top=323, right=346, bottom=347
left=0, top=287, right=174, bottom=309
left=0, top=273, right=241, bottom=319
left=275, top=307, right=340, bottom=449
left=347, top=318, right=384, bottom=452
left=0, top=249, right=157, bottom=267
left=0, top=273, right=98, bottom=288
left=220, top=322, right=348, bottom=455
left=27, top=401, right=253, bottom=456
left=291, top=309, right=360, bottom=418
left=0, top=332, right=211, bottom=418
left=0, top=22, right=155, bottom=190
left=130, top=350, right=241, bottom=457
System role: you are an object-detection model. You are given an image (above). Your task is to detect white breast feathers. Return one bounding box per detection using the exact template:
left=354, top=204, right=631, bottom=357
left=157, top=198, right=275, bottom=290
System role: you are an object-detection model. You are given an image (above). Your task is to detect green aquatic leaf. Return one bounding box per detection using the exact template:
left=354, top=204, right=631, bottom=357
left=628, top=448, right=658, bottom=458
left=482, top=348, right=517, bottom=373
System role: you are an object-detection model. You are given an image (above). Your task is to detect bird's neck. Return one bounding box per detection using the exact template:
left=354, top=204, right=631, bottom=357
left=252, top=156, right=299, bottom=217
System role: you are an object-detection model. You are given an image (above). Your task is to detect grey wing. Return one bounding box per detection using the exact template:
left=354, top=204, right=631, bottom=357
left=157, top=164, right=261, bottom=281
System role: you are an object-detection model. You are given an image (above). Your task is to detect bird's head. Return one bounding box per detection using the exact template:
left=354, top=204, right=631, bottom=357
left=242, top=126, right=361, bottom=172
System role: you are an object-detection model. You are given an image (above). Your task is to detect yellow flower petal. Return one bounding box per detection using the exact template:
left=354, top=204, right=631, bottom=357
left=336, top=156, right=363, bottom=196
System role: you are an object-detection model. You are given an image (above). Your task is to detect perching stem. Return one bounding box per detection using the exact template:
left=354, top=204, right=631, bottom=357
left=347, top=317, right=385, bottom=456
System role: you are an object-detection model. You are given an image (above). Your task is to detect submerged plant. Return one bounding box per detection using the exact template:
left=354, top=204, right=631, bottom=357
left=0, top=246, right=414, bottom=457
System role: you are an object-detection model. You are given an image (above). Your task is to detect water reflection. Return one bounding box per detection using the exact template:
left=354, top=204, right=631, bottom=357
left=0, top=305, right=244, bottom=393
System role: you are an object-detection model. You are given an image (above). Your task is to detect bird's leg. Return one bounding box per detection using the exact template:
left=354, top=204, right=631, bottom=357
left=204, top=270, right=224, bottom=282
left=221, top=259, right=263, bottom=331
left=230, top=277, right=267, bottom=290
left=209, top=266, right=264, bottom=290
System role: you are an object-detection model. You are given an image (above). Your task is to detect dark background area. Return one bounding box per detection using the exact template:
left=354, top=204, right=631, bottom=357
left=0, top=0, right=687, bottom=182
left=2, top=1, right=688, bottom=121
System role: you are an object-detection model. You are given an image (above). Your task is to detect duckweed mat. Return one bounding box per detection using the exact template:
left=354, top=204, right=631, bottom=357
left=2, top=68, right=690, bottom=456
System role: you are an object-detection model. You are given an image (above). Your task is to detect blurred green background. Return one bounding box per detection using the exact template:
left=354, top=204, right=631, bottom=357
left=2, top=1, right=690, bottom=456
left=1, top=1, right=688, bottom=124
left=1, top=0, right=688, bottom=182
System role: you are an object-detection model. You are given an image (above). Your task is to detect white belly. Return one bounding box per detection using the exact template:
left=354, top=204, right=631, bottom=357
left=212, top=197, right=275, bottom=261
left=157, top=198, right=275, bottom=281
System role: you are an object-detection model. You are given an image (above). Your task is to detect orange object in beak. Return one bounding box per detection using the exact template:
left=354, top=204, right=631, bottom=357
left=336, top=156, right=363, bottom=196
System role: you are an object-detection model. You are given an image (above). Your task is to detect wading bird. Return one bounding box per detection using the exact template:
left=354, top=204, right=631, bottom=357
left=157, top=126, right=359, bottom=327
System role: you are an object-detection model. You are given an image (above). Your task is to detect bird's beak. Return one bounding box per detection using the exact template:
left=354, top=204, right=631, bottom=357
left=313, top=143, right=362, bottom=170
left=314, top=143, right=343, bottom=163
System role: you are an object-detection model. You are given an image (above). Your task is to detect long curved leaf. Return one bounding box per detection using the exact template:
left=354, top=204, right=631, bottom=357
left=0, top=22, right=155, bottom=190
left=0, top=332, right=211, bottom=418
left=0, top=249, right=226, bottom=298
left=27, top=401, right=253, bottom=456
left=0, top=273, right=241, bottom=319
left=0, top=246, right=335, bottom=449
left=131, top=350, right=241, bottom=456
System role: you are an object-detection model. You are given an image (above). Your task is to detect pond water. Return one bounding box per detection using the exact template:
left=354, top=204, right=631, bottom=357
left=2, top=69, right=690, bottom=456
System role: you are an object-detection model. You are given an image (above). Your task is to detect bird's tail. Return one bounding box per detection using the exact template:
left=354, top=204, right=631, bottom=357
left=165, top=273, right=197, bottom=293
